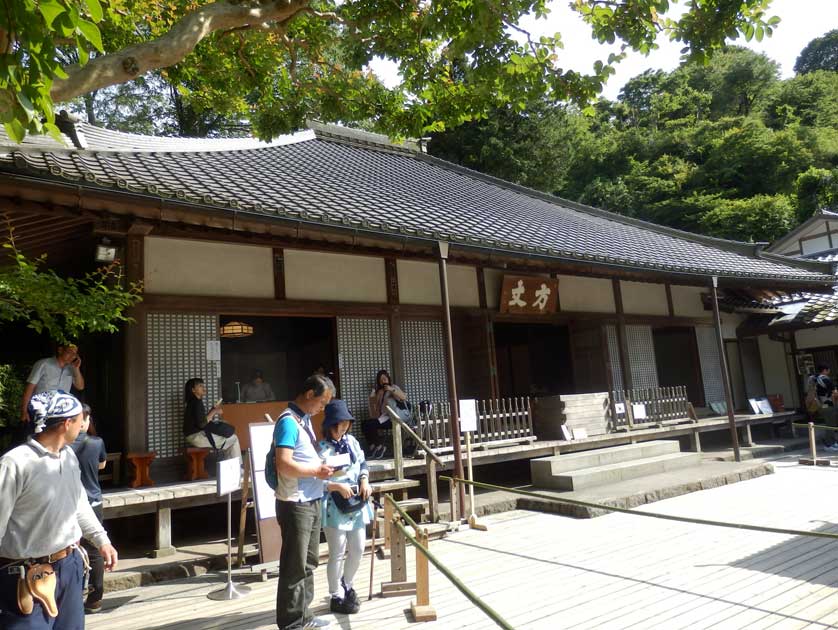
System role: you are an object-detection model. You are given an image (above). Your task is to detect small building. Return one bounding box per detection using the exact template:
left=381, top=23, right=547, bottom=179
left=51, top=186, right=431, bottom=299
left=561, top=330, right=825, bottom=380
left=1, top=119, right=833, bottom=480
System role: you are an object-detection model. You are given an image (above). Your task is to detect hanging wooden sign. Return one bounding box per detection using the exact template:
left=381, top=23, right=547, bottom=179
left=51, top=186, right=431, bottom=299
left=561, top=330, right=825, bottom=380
left=499, top=276, right=559, bottom=314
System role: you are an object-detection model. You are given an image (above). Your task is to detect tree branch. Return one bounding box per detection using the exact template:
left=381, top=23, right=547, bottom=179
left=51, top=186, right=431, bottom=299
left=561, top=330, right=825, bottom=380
left=50, top=0, right=310, bottom=103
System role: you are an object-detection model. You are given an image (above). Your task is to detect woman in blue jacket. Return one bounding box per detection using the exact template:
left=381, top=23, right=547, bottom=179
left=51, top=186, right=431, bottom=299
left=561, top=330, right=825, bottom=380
left=320, top=399, right=373, bottom=615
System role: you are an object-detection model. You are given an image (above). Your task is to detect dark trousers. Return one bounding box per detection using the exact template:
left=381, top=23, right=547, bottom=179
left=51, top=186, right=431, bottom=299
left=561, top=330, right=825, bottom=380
left=81, top=504, right=104, bottom=604
left=362, top=418, right=391, bottom=448
left=0, top=549, right=84, bottom=629
left=276, top=499, right=321, bottom=630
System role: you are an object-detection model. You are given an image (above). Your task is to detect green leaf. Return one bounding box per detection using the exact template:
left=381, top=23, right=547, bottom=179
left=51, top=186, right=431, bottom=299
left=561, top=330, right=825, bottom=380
left=38, top=0, right=66, bottom=27
left=16, top=92, right=36, bottom=122
left=4, top=119, right=25, bottom=143
left=83, top=0, right=103, bottom=22
left=76, top=19, right=103, bottom=52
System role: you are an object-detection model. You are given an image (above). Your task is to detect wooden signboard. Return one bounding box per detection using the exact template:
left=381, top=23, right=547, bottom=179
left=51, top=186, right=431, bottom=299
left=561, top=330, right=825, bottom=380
left=499, top=276, right=559, bottom=315
left=248, top=422, right=282, bottom=565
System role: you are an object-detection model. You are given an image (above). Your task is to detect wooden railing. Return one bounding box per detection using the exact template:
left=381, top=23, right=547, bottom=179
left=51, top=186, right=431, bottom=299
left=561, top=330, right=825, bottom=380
left=416, top=398, right=536, bottom=452
left=612, top=386, right=693, bottom=430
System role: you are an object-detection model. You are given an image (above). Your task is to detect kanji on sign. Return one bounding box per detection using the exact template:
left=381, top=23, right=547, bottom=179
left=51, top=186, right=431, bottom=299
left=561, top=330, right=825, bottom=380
left=508, top=279, right=527, bottom=307
left=499, top=276, right=559, bottom=314
left=533, top=283, right=551, bottom=310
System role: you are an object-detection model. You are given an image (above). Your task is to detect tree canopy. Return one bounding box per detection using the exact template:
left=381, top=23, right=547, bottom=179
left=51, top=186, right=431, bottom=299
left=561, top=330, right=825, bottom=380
left=1, top=0, right=781, bottom=142
left=429, top=46, right=838, bottom=244
left=795, top=29, right=838, bottom=75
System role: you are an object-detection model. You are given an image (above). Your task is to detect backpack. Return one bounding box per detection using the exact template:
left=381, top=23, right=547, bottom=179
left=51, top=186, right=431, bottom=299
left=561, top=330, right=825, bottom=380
left=265, top=410, right=296, bottom=491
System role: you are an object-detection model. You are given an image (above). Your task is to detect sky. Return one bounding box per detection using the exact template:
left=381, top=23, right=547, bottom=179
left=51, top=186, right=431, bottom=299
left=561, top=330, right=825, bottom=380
left=369, top=0, right=838, bottom=101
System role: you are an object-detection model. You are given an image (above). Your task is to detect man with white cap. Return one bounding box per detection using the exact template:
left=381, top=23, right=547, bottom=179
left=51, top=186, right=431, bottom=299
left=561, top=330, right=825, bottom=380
left=0, top=390, right=118, bottom=629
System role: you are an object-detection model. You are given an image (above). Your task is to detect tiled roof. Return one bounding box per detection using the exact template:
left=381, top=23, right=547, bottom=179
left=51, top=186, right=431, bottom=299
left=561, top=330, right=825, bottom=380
left=1, top=121, right=834, bottom=283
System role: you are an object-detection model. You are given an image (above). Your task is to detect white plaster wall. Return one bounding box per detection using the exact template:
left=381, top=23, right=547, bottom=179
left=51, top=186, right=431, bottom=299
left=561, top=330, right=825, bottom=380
left=671, top=285, right=710, bottom=319
left=721, top=313, right=744, bottom=339
left=795, top=326, right=838, bottom=349
left=284, top=249, right=386, bottom=302
left=144, top=237, right=274, bottom=297
left=557, top=275, right=615, bottom=313
left=397, top=261, right=480, bottom=307
left=802, top=234, right=831, bottom=255
left=757, top=335, right=796, bottom=408
left=620, top=281, right=669, bottom=316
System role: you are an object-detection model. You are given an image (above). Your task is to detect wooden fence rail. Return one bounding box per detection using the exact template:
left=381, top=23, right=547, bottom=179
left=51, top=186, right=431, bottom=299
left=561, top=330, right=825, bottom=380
left=612, top=386, right=692, bottom=430
left=415, top=397, right=536, bottom=452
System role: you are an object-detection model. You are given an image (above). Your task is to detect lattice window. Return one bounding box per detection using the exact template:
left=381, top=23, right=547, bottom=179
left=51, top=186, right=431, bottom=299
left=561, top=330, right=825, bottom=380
left=147, top=313, right=220, bottom=458
left=400, top=319, right=448, bottom=405
left=336, top=317, right=392, bottom=435
left=626, top=325, right=659, bottom=389
left=695, top=325, right=725, bottom=405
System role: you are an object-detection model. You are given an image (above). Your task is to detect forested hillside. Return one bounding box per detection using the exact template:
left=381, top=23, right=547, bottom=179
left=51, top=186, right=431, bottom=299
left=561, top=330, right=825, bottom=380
left=429, top=33, right=838, bottom=244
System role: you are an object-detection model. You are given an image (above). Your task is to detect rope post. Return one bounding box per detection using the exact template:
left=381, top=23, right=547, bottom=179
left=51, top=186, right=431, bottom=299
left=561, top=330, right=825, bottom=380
left=448, top=477, right=459, bottom=528
left=810, top=421, right=816, bottom=460
left=411, top=528, right=437, bottom=622
left=381, top=512, right=417, bottom=598
left=799, top=421, right=826, bottom=466
left=383, top=494, right=394, bottom=553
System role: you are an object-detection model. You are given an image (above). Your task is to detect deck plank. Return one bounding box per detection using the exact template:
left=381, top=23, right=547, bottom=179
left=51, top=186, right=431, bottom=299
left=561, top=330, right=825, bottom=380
left=89, top=457, right=838, bottom=630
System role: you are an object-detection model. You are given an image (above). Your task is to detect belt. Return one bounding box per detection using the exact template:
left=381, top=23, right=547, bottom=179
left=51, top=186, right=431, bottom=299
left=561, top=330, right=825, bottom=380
left=0, top=545, right=75, bottom=568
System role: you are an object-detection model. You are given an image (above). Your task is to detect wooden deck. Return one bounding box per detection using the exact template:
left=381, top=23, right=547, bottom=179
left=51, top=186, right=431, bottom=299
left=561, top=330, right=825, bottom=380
left=88, top=454, right=838, bottom=630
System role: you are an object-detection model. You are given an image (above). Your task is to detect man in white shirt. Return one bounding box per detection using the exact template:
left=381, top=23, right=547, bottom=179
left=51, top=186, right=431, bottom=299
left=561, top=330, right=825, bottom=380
left=0, top=390, right=117, bottom=629
left=20, top=345, right=85, bottom=423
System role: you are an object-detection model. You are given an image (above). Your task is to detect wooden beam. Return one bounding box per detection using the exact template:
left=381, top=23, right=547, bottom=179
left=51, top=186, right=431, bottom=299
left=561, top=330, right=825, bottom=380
left=273, top=247, right=286, bottom=300
left=385, top=258, right=399, bottom=306
left=612, top=279, right=633, bottom=390
left=665, top=283, right=674, bottom=317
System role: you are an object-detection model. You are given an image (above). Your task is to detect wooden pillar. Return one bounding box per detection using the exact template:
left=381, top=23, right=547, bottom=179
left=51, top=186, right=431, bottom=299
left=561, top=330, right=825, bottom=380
left=612, top=279, right=632, bottom=391
left=154, top=506, right=175, bottom=558
left=385, top=258, right=405, bottom=384
left=272, top=247, right=286, bottom=300
left=665, top=283, right=675, bottom=317
left=124, top=224, right=151, bottom=453
left=789, top=332, right=805, bottom=412
left=711, top=276, right=741, bottom=462
left=437, top=242, right=466, bottom=519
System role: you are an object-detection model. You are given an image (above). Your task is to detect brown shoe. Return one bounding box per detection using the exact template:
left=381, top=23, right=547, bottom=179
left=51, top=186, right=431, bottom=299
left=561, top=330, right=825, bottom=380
left=84, top=600, right=102, bottom=614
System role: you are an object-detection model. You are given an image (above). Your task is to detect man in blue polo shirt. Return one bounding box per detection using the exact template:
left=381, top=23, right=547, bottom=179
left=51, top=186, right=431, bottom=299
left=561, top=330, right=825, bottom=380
left=273, top=374, right=336, bottom=630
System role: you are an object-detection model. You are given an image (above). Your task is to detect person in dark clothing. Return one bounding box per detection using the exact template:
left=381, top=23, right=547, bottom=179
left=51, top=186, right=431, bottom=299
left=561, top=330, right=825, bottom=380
left=69, top=404, right=108, bottom=613
left=183, top=378, right=241, bottom=461
left=812, top=366, right=838, bottom=450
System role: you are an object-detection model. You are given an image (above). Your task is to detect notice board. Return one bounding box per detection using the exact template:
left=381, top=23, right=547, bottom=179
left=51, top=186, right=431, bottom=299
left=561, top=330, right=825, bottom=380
left=248, top=422, right=282, bottom=565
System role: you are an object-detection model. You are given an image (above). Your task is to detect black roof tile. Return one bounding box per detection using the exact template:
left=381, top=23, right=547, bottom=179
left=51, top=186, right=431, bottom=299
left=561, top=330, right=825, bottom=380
left=0, top=121, right=834, bottom=283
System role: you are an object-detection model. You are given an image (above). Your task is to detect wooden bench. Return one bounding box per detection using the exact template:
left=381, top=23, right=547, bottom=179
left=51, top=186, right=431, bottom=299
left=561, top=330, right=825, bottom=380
left=126, top=451, right=156, bottom=488
left=184, top=447, right=211, bottom=481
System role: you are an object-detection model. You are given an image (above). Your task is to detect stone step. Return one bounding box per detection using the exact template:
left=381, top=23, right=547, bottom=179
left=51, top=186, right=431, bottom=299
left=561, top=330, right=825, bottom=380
left=543, top=452, right=703, bottom=491
left=531, top=440, right=680, bottom=484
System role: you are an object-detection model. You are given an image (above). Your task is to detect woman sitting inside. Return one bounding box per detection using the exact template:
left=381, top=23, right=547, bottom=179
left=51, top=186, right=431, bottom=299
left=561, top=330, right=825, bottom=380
left=183, top=377, right=241, bottom=461
left=363, top=369, right=409, bottom=459
left=320, top=399, right=372, bottom=615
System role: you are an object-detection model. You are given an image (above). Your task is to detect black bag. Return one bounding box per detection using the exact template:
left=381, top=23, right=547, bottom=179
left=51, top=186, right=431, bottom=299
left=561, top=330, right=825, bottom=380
left=205, top=421, right=236, bottom=438
left=330, top=490, right=368, bottom=514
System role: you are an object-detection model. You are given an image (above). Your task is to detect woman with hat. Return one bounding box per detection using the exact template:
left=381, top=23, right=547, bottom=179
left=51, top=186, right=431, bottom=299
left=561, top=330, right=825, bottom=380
left=320, top=399, right=373, bottom=615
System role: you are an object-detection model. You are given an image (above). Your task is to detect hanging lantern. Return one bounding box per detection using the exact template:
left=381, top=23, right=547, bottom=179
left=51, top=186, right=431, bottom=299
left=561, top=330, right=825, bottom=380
left=219, top=321, right=254, bottom=338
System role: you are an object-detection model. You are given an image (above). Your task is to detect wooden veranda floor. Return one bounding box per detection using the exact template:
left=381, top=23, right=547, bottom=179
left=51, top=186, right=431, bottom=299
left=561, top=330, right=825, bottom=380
left=88, top=455, right=838, bottom=630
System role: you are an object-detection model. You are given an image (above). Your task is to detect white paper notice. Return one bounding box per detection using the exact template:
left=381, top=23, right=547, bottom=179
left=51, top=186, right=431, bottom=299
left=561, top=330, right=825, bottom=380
left=216, top=457, right=241, bottom=496
left=325, top=453, right=351, bottom=469
left=459, top=399, right=478, bottom=432
left=632, top=403, right=647, bottom=420
left=573, top=427, right=588, bottom=440
left=206, top=340, right=221, bottom=361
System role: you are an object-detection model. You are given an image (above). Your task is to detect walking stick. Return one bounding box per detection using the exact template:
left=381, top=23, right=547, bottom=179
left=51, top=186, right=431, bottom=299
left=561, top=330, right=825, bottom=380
left=368, top=508, right=377, bottom=600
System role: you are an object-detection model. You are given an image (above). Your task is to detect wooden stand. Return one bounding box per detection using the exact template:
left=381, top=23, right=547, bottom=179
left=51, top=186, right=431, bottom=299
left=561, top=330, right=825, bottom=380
left=381, top=515, right=416, bottom=597
left=184, top=447, right=211, bottom=481
left=410, top=528, right=437, bottom=622
left=126, top=451, right=156, bottom=488
left=236, top=454, right=253, bottom=566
